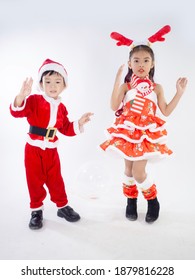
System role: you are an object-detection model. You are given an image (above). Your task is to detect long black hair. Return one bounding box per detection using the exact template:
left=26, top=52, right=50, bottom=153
left=124, top=45, right=155, bottom=83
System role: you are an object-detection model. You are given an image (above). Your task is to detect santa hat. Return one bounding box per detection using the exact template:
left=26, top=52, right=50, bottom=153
left=38, top=58, right=68, bottom=85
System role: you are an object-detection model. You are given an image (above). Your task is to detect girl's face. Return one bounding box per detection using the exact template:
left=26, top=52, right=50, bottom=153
left=128, top=50, right=154, bottom=79
left=40, top=73, right=66, bottom=99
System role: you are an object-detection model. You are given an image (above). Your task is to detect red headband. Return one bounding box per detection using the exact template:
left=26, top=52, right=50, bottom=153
left=110, top=25, right=171, bottom=48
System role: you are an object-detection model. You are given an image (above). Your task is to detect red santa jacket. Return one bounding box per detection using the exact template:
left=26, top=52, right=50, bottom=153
left=10, top=94, right=80, bottom=149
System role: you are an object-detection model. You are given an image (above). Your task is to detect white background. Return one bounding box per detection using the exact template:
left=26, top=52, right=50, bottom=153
left=0, top=0, right=194, bottom=266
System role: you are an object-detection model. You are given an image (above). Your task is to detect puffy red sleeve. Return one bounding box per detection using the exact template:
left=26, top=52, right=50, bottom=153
left=9, top=95, right=34, bottom=118
left=57, top=103, right=80, bottom=137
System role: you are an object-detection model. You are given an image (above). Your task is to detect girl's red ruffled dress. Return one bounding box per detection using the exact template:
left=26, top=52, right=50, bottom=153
left=100, top=74, right=172, bottom=161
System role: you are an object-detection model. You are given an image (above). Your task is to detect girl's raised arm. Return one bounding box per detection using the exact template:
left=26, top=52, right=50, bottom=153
left=156, top=77, right=188, bottom=117
left=110, top=64, right=127, bottom=111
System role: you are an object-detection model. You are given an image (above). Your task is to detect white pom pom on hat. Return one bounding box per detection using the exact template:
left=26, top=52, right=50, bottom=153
left=38, top=58, right=68, bottom=86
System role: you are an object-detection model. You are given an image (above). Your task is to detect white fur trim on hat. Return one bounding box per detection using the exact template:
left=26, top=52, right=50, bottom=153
left=38, top=59, right=68, bottom=86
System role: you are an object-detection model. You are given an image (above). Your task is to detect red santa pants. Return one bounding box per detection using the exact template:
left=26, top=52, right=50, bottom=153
left=24, top=143, right=68, bottom=209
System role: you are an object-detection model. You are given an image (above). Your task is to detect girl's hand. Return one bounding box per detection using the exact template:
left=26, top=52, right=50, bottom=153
left=176, top=77, right=188, bottom=96
left=14, top=77, right=33, bottom=107
left=78, top=112, right=94, bottom=127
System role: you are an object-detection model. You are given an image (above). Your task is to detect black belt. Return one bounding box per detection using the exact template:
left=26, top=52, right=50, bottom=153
left=29, top=125, right=57, bottom=140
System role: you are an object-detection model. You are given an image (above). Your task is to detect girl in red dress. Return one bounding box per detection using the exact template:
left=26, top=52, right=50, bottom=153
left=100, top=26, right=187, bottom=223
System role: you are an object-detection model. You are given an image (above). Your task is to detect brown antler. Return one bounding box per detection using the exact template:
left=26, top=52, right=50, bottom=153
left=148, top=25, right=171, bottom=43
left=110, top=32, right=134, bottom=46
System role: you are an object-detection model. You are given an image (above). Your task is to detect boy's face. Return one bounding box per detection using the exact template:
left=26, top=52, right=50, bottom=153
left=40, top=73, right=66, bottom=99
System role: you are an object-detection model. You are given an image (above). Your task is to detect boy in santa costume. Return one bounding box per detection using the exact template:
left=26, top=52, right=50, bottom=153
left=10, top=58, right=93, bottom=230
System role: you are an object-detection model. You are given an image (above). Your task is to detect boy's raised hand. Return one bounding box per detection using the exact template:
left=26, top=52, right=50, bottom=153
left=14, top=77, right=33, bottom=107
left=19, top=77, right=33, bottom=98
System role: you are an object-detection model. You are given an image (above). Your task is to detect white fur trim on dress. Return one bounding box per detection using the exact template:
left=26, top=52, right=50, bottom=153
left=110, top=132, right=167, bottom=144
left=104, top=145, right=169, bottom=161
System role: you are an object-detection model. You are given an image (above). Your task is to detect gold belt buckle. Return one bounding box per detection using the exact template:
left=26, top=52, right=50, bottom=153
left=45, top=127, right=57, bottom=140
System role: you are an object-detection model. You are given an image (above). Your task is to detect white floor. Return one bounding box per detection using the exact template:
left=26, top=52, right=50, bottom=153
left=1, top=129, right=195, bottom=261
left=1, top=171, right=195, bottom=260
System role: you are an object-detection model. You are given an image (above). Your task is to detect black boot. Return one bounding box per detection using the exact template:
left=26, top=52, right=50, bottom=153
left=126, top=198, right=138, bottom=221
left=57, top=206, right=80, bottom=222
left=145, top=198, right=160, bottom=223
left=29, top=210, right=43, bottom=230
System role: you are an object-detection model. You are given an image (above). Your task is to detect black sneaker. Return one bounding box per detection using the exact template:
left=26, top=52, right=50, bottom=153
left=57, top=206, right=80, bottom=222
left=29, top=210, right=43, bottom=230
left=126, top=198, right=138, bottom=221
left=145, top=198, right=160, bottom=223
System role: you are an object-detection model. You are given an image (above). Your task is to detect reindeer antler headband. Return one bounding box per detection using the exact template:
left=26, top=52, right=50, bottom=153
left=110, top=25, right=171, bottom=49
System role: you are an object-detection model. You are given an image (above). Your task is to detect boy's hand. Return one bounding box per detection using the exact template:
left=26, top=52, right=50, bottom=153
left=20, top=77, right=33, bottom=98
left=78, top=112, right=94, bottom=127
left=14, top=77, right=33, bottom=107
